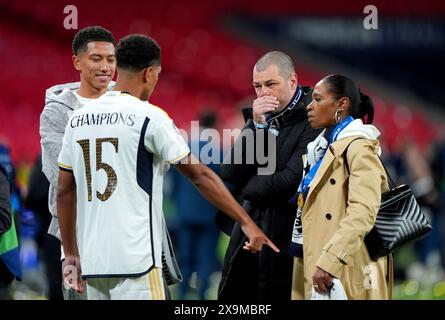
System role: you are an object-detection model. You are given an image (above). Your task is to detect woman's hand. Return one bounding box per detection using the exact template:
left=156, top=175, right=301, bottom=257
left=312, top=266, right=334, bottom=294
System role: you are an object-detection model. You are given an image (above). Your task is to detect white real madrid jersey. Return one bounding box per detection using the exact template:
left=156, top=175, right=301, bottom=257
left=58, top=91, right=190, bottom=278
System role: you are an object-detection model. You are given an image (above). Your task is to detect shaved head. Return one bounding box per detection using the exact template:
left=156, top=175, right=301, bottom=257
left=254, top=51, right=295, bottom=78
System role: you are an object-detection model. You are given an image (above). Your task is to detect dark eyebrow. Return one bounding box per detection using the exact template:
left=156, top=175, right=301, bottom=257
left=253, top=79, right=277, bottom=86
left=90, top=53, right=115, bottom=57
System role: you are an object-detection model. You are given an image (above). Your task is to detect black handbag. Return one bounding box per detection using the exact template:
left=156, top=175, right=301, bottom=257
left=364, top=183, right=432, bottom=261
left=345, top=139, right=432, bottom=261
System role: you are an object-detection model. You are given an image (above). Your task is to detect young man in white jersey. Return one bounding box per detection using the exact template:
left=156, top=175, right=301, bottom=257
left=56, top=34, right=279, bottom=300
left=39, top=26, right=116, bottom=300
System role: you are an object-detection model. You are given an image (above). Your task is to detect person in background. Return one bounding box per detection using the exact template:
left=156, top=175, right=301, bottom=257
left=172, top=110, right=222, bottom=299
left=0, top=162, right=12, bottom=238
left=0, top=144, right=21, bottom=299
left=25, top=153, right=63, bottom=300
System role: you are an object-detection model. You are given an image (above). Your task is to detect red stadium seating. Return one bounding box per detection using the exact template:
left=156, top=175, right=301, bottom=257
left=0, top=0, right=440, bottom=163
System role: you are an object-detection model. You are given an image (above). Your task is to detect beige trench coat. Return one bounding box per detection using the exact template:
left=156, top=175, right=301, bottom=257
left=291, top=136, right=390, bottom=300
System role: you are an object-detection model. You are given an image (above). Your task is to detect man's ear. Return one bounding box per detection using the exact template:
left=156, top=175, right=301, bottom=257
left=289, top=73, right=298, bottom=90
left=72, top=55, right=81, bottom=71
left=143, top=66, right=153, bottom=84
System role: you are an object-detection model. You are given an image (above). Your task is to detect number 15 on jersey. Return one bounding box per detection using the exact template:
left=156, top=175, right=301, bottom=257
left=76, top=137, right=119, bottom=202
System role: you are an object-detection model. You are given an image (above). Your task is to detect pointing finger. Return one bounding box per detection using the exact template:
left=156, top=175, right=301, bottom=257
left=266, top=238, right=280, bottom=253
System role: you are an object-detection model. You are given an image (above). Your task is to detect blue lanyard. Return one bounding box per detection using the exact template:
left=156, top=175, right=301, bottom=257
left=329, top=115, right=354, bottom=144
left=298, top=115, right=354, bottom=197
left=298, top=159, right=322, bottom=195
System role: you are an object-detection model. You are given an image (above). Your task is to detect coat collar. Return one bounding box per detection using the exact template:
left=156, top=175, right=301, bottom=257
left=304, top=136, right=380, bottom=205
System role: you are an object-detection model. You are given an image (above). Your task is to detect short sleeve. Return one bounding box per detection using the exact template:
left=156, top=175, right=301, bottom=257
left=145, top=114, right=190, bottom=164
left=57, top=120, right=74, bottom=172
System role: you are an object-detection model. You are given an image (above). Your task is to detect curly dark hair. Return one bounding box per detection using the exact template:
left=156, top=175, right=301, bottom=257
left=116, top=34, right=161, bottom=72
left=72, top=26, right=115, bottom=55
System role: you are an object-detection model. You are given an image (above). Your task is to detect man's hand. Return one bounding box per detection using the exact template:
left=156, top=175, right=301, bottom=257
left=252, top=94, right=279, bottom=124
left=312, top=266, right=334, bottom=294
left=62, top=255, right=85, bottom=293
left=241, top=222, right=280, bottom=253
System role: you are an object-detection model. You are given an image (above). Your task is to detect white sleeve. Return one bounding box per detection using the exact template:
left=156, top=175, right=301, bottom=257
left=57, top=120, right=74, bottom=172
left=145, top=114, right=190, bottom=164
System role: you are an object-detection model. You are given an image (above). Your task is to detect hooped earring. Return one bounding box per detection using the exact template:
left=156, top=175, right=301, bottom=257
left=334, top=108, right=344, bottom=123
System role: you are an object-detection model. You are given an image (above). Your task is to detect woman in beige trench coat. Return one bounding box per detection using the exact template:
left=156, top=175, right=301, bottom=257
left=290, top=75, right=390, bottom=300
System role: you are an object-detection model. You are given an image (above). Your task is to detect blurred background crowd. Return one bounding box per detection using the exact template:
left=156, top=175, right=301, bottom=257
left=0, top=0, right=444, bottom=299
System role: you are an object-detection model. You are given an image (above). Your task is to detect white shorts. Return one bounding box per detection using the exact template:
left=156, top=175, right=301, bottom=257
left=86, top=268, right=165, bottom=300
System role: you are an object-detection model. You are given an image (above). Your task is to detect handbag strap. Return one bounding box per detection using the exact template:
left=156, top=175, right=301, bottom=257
left=377, top=158, right=396, bottom=190
left=343, top=138, right=396, bottom=188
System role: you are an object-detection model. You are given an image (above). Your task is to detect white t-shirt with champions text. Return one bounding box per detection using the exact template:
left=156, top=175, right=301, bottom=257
left=58, top=91, right=189, bottom=278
